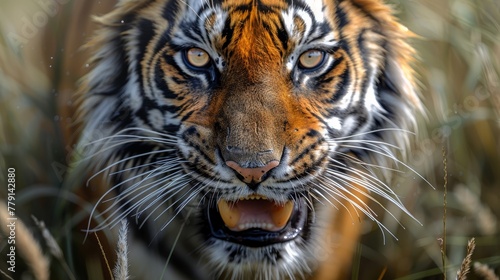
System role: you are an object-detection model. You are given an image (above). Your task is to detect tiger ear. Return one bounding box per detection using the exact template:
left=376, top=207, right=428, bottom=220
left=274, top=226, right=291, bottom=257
left=382, top=25, right=423, bottom=114
left=352, top=0, right=422, bottom=112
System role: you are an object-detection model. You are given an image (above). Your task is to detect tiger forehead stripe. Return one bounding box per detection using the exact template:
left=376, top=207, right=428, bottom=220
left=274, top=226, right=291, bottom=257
left=207, top=1, right=290, bottom=70
left=221, top=0, right=287, bottom=8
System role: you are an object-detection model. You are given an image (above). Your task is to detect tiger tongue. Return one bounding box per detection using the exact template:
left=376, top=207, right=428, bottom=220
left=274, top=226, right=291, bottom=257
left=217, top=198, right=294, bottom=232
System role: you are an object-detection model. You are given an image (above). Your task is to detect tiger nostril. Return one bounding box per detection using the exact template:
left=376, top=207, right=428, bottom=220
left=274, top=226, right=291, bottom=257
left=226, top=160, right=279, bottom=185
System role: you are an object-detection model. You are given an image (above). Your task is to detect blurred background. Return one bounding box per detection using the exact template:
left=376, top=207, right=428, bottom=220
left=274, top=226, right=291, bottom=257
left=358, top=1, right=500, bottom=279
left=0, top=0, right=499, bottom=279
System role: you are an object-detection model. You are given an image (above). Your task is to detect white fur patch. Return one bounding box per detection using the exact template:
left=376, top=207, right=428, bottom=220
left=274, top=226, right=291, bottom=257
left=327, top=116, right=343, bottom=131
left=148, top=109, right=165, bottom=131
left=342, top=115, right=358, bottom=134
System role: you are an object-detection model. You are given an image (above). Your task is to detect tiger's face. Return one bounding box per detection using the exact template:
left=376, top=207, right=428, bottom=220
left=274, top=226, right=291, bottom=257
left=79, top=0, right=420, bottom=279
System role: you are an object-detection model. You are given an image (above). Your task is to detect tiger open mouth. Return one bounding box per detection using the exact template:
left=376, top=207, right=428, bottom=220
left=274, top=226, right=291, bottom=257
left=206, top=195, right=309, bottom=247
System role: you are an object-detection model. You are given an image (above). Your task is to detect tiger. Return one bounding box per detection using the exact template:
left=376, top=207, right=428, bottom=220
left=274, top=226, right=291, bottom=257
left=63, top=0, right=423, bottom=279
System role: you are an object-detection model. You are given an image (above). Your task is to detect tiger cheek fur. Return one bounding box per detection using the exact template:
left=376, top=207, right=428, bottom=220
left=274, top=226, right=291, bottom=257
left=77, top=0, right=421, bottom=279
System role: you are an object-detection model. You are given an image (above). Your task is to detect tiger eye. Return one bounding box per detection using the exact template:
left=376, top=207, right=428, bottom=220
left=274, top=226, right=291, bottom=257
left=298, top=50, right=325, bottom=69
left=186, top=48, right=210, bottom=68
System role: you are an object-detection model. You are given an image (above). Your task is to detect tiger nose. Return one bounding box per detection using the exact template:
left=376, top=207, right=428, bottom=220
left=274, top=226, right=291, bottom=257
left=226, top=160, right=280, bottom=184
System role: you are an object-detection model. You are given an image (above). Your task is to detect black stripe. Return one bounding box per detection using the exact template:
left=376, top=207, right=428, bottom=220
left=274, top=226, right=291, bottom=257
left=110, top=106, right=133, bottom=131
left=350, top=1, right=381, bottom=26
left=182, top=126, right=216, bottom=166
left=153, top=0, right=182, bottom=55
left=134, top=96, right=159, bottom=123
left=304, top=21, right=332, bottom=44
left=162, top=0, right=181, bottom=24
left=232, top=3, right=253, bottom=13
left=256, top=2, right=275, bottom=14
left=285, top=151, right=328, bottom=181
left=180, top=20, right=205, bottom=43
left=157, top=53, right=198, bottom=93
left=276, top=19, right=289, bottom=52
left=135, top=19, right=156, bottom=104
left=290, top=131, right=324, bottom=166
left=355, top=28, right=372, bottom=103
left=136, top=19, right=156, bottom=64
left=335, top=1, right=350, bottom=28
left=221, top=16, right=234, bottom=50
left=288, top=0, right=309, bottom=11
left=320, top=54, right=349, bottom=100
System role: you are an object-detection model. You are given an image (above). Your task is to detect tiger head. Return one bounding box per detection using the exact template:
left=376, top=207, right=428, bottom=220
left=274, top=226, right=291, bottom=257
left=77, top=0, right=421, bottom=278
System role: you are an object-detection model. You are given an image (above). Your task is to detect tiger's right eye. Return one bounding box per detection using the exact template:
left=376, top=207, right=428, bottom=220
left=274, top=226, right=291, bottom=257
left=298, top=50, right=325, bottom=70
left=185, top=48, right=211, bottom=68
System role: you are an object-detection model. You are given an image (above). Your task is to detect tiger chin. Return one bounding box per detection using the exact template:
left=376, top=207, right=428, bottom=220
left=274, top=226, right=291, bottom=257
left=73, top=0, right=422, bottom=279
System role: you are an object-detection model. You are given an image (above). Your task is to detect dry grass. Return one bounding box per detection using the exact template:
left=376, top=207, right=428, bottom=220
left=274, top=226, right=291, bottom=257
left=0, top=202, right=49, bottom=280
left=113, top=220, right=130, bottom=280
left=474, top=262, right=500, bottom=280
left=0, top=0, right=499, bottom=279
left=456, top=238, right=476, bottom=280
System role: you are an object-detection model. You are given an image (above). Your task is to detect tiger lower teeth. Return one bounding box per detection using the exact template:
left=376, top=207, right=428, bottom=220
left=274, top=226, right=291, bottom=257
left=238, top=223, right=275, bottom=231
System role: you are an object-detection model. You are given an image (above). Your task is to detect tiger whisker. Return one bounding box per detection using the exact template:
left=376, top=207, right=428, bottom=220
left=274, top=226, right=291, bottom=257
left=310, top=187, right=354, bottom=221
left=313, top=180, right=396, bottom=241
left=308, top=180, right=341, bottom=210
left=79, top=133, right=176, bottom=162
left=85, top=127, right=178, bottom=143
left=331, top=128, right=415, bottom=141
left=325, top=166, right=390, bottom=198
left=109, top=169, right=185, bottom=212
left=327, top=159, right=402, bottom=202
left=331, top=138, right=402, bottom=150
left=158, top=182, right=206, bottom=231
left=93, top=182, right=188, bottom=232
left=108, top=157, right=179, bottom=176
left=317, top=176, right=374, bottom=218
left=323, top=169, right=409, bottom=228
left=84, top=134, right=176, bottom=148
left=337, top=142, right=396, bottom=159
left=323, top=166, right=403, bottom=216
left=86, top=148, right=175, bottom=185
left=300, top=192, right=317, bottom=216
left=163, top=208, right=190, bottom=279
left=100, top=162, right=184, bottom=204
left=92, top=170, right=189, bottom=230
left=311, top=184, right=365, bottom=232
left=336, top=144, right=433, bottom=188
left=138, top=180, right=194, bottom=229
left=100, top=168, right=173, bottom=205
left=141, top=174, right=196, bottom=229
left=114, top=171, right=190, bottom=221
left=334, top=152, right=404, bottom=173
left=190, top=176, right=219, bottom=207
left=109, top=158, right=182, bottom=185
left=328, top=157, right=393, bottom=189
left=173, top=180, right=208, bottom=216
left=78, top=127, right=178, bottom=165
left=293, top=178, right=317, bottom=219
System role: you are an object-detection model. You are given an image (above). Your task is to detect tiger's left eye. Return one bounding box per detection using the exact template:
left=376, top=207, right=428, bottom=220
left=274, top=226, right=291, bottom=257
left=298, top=50, right=325, bottom=69
left=185, top=48, right=211, bottom=68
